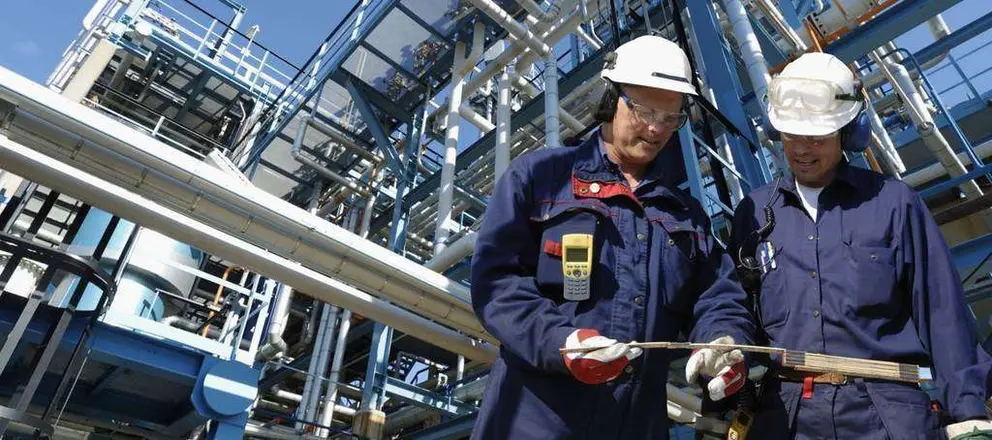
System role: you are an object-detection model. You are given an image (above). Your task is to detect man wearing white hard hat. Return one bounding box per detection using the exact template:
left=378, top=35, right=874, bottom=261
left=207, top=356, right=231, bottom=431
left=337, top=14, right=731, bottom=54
left=730, top=52, right=992, bottom=439
left=469, top=35, right=756, bottom=439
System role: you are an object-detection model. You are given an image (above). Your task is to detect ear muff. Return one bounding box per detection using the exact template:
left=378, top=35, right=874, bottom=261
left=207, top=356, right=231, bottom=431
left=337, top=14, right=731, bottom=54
left=595, top=79, right=622, bottom=123
left=840, top=109, right=871, bottom=152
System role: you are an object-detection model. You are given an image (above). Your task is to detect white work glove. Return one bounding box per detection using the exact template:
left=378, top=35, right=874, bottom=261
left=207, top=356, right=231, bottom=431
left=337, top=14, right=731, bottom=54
left=685, top=335, right=746, bottom=401
left=562, top=329, right=643, bottom=384
left=946, top=420, right=992, bottom=439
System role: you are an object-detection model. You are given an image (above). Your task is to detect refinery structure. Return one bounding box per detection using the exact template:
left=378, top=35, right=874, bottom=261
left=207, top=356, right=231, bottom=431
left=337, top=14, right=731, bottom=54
left=0, top=0, right=991, bottom=438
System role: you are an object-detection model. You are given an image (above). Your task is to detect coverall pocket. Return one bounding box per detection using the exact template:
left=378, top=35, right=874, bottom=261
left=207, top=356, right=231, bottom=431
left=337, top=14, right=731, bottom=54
left=846, top=245, right=898, bottom=310
left=864, top=381, right=941, bottom=440
left=758, top=269, right=790, bottom=332
left=530, top=201, right=616, bottom=304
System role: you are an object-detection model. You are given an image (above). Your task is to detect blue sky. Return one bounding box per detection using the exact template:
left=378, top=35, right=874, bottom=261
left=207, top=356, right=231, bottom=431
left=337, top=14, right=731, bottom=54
left=0, top=0, right=357, bottom=84
left=0, top=0, right=990, bottom=119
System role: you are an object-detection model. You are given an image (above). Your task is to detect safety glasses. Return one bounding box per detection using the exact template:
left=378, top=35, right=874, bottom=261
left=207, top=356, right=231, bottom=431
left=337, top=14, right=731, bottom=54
left=780, top=131, right=838, bottom=146
left=619, top=90, right=689, bottom=130
left=768, top=77, right=860, bottom=114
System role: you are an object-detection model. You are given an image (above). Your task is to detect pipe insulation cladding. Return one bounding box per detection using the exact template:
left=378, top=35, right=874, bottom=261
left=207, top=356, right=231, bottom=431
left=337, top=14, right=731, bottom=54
left=0, top=65, right=496, bottom=350
left=0, top=135, right=497, bottom=362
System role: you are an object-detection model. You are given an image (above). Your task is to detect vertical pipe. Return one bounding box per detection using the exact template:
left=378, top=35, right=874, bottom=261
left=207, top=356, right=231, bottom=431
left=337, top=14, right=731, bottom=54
left=435, top=40, right=467, bottom=254
left=496, top=67, right=512, bottom=180
left=543, top=52, right=561, bottom=149
left=295, top=303, right=330, bottom=431
left=315, top=309, right=352, bottom=437
left=718, top=0, right=772, bottom=124
left=306, top=305, right=338, bottom=425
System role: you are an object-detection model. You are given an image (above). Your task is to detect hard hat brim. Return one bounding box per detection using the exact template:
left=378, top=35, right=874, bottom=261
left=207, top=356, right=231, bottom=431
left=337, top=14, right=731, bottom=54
left=602, top=71, right=699, bottom=96
left=767, top=100, right=862, bottom=136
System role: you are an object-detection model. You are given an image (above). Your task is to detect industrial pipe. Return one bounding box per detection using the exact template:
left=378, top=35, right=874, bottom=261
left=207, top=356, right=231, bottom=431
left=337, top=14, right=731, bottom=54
left=0, top=66, right=488, bottom=341
left=0, top=136, right=497, bottom=361
left=718, top=0, right=772, bottom=126
left=316, top=309, right=352, bottom=437
left=543, top=51, right=561, bottom=149
left=437, top=20, right=486, bottom=255
left=870, top=53, right=982, bottom=199
left=496, top=67, right=512, bottom=180
left=257, top=283, right=294, bottom=360
left=469, top=0, right=553, bottom=56
left=291, top=115, right=372, bottom=198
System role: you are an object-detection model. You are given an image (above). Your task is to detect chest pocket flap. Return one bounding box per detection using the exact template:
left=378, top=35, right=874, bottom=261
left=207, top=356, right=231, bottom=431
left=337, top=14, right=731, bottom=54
left=529, top=200, right=617, bottom=304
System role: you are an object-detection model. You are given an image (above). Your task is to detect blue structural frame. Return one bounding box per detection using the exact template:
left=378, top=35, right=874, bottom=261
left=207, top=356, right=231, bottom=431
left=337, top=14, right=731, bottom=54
left=684, top=0, right=766, bottom=191
left=825, top=0, right=966, bottom=64
left=0, top=299, right=260, bottom=438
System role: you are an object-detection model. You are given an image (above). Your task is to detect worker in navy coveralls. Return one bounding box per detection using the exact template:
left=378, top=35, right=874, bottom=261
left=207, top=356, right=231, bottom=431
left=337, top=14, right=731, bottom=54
left=730, top=52, right=992, bottom=439
left=469, top=35, right=756, bottom=439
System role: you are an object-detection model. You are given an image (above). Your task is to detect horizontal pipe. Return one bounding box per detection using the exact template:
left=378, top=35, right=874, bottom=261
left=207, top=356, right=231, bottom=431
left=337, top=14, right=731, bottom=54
left=0, top=66, right=490, bottom=341
left=0, top=135, right=497, bottom=362
left=904, top=138, right=992, bottom=188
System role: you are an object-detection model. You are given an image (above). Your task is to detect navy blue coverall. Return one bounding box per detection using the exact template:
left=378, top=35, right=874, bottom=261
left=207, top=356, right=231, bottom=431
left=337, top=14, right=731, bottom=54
left=730, top=163, right=992, bottom=439
left=469, top=133, right=755, bottom=439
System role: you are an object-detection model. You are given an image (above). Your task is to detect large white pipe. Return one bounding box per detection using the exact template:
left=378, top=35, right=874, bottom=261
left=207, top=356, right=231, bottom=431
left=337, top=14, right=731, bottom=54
left=754, top=0, right=807, bottom=53
left=316, top=308, right=351, bottom=437
left=297, top=303, right=335, bottom=430
left=469, top=0, right=552, bottom=56
left=0, top=136, right=497, bottom=361
left=719, top=0, right=771, bottom=124
left=865, top=102, right=906, bottom=175
left=0, top=66, right=489, bottom=341
left=871, top=54, right=982, bottom=199
left=459, top=104, right=496, bottom=132
left=543, top=52, right=561, bottom=149
left=509, top=72, right=585, bottom=133
left=904, top=138, right=992, bottom=188
left=257, top=283, right=294, bottom=360
left=425, top=231, right=478, bottom=272
left=305, top=305, right=338, bottom=426
left=496, top=68, right=512, bottom=180
left=436, top=23, right=481, bottom=255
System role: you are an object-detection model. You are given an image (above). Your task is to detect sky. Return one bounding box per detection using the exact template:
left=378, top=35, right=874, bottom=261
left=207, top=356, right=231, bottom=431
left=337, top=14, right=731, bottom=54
left=0, top=0, right=358, bottom=84
left=0, top=0, right=991, bottom=146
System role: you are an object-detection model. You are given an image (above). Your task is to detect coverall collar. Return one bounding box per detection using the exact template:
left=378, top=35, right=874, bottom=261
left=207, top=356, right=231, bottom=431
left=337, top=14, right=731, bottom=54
left=777, top=160, right=863, bottom=199
left=571, top=129, right=688, bottom=210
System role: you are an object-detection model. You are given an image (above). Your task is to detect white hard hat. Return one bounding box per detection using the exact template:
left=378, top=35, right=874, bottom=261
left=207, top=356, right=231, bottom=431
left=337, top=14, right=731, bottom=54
left=767, top=52, right=863, bottom=136
left=601, top=35, right=698, bottom=96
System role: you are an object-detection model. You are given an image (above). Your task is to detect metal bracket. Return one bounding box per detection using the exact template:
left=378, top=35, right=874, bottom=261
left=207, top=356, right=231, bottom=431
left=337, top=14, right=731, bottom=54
left=0, top=100, right=17, bottom=132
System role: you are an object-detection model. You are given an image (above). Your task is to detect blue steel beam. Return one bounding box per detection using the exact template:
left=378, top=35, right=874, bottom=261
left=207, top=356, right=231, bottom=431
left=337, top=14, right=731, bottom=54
left=684, top=0, right=764, bottom=190
left=345, top=77, right=405, bottom=176
left=825, top=0, right=966, bottom=64
left=250, top=0, right=396, bottom=156
left=952, top=233, right=992, bottom=273
left=912, top=9, right=992, bottom=69
left=383, top=377, right=476, bottom=416
left=333, top=69, right=413, bottom=121
left=394, top=3, right=455, bottom=47
left=359, top=41, right=428, bottom=89
left=406, top=414, right=477, bottom=440
left=0, top=302, right=202, bottom=384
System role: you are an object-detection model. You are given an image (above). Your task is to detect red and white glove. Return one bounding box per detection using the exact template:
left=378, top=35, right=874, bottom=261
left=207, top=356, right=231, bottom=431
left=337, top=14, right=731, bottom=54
left=562, top=329, right=643, bottom=384
left=685, top=335, right=746, bottom=401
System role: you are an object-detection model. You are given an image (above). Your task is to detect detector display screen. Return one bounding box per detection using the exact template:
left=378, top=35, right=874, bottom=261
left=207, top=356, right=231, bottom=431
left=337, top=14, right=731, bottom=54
left=565, top=248, right=588, bottom=261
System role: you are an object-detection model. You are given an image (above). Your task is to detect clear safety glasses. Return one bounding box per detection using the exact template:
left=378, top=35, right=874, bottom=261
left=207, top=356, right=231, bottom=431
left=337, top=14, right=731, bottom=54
left=619, top=90, right=689, bottom=130
left=768, top=77, right=860, bottom=114
left=780, top=131, right=838, bottom=146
